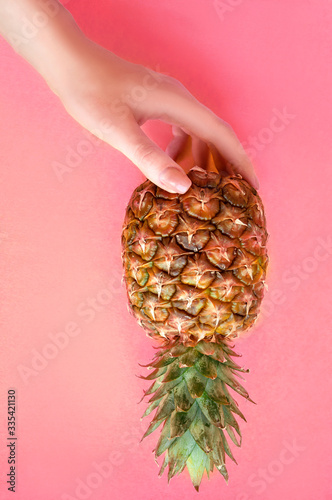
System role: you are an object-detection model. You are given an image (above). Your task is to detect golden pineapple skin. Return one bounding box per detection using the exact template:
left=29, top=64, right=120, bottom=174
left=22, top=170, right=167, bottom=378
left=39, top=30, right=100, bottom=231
left=122, top=167, right=268, bottom=346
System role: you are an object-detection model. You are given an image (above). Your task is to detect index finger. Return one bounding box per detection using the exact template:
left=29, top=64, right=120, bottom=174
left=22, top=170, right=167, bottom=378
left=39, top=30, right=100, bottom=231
left=152, top=84, right=259, bottom=189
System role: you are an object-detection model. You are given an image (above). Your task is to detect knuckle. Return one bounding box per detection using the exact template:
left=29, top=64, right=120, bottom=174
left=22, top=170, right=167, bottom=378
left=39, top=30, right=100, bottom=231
left=161, top=75, right=186, bottom=92
left=164, top=74, right=179, bottom=85
left=207, top=114, right=235, bottom=138
left=218, top=117, right=234, bottom=132
left=132, top=142, right=156, bottom=165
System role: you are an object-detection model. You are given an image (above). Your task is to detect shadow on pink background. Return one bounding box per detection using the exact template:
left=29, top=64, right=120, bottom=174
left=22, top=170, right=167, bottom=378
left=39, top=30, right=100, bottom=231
left=1, top=1, right=332, bottom=499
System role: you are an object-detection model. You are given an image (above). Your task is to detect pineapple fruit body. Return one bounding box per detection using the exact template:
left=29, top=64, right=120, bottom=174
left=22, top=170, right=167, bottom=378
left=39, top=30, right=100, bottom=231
left=121, top=166, right=268, bottom=490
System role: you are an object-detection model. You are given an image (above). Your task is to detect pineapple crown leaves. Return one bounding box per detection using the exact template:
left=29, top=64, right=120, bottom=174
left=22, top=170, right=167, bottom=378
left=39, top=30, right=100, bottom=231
left=139, top=338, right=255, bottom=491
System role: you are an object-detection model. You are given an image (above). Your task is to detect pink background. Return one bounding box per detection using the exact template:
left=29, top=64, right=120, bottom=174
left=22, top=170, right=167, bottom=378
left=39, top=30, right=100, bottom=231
left=1, top=1, right=332, bottom=499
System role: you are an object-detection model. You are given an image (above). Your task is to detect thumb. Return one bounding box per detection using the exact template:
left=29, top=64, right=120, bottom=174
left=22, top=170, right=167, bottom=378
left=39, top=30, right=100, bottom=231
left=114, top=120, right=192, bottom=194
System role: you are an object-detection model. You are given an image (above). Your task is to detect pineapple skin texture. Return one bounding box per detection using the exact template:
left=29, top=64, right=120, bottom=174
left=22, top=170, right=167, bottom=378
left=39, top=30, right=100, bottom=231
left=122, top=167, right=268, bottom=346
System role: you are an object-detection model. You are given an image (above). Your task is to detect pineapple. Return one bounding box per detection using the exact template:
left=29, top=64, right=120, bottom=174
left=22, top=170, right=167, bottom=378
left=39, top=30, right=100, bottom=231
left=121, top=150, right=268, bottom=490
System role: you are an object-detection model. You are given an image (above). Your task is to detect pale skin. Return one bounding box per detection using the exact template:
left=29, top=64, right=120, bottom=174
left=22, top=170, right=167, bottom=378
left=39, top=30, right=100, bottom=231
left=0, top=0, right=259, bottom=193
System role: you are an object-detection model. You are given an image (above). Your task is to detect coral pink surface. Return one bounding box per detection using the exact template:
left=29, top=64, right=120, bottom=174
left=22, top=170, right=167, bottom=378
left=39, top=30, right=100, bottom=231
left=1, top=1, right=332, bottom=499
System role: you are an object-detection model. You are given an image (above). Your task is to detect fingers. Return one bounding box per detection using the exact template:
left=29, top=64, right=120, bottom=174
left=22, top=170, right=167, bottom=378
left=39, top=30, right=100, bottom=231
left=166, top=126, right=209, bottom=170
left=191, top=136, right=209, bottom=168
left=209, top=143, right=234, bottom=175
left=155, top=83, right=259, bottom=189
left=113, top=118, right=192, bottom=194
left=165, top=126, right=188, bottom=160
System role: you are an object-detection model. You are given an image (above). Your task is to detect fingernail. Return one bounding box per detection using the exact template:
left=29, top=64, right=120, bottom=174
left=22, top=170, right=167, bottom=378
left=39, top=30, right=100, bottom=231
left=159, top=166, right=192, bottom=194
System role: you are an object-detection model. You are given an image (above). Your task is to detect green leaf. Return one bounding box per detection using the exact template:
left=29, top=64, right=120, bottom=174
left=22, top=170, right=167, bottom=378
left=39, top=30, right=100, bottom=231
left=222, top=405, right=240, bottom=433
left=195, top=341, right=226, bottom=363
left=197, top=392, right=224, bottom=428
left=169, top=344, right=189, bottom=357
left=163, top=362, right=185, bottom=382
left=209, top=425, right=226, bottom=468
left=178, top=349, right=202, bottom=367
left=140, top=366, right=167, bottom=380
left=216, top=463, right=229, bottom=483
left=205, top=456, right=214, bottom=478
left=223, top=344, right=242, bottom=358
left=186, top=443, right=208, bottom=492
left=146, top=353, right=177, bottom=369
left=223, top=363, right=247, bottom=380
left=224, top=359, right=249, bottom=373
left=141, top=398, right=161, bottom=419
left=205, top=378, right=230, bottom=405
left=139, top=379, right=162, bottom=402
left=221, top=382, right=247, bottom=421
left=217, top=364, right=250, bottom=399
left=153, top=392, right=175, bottom=423
left=184, top=368, right=207, bottom=398
left=148, top=378, right=181, bottom=403
left=173, top=379, right=195, bottom=411
left=167, top=429, right=196, bottom=479
left=195, top=355, right=218, bottom=379
left=141, top=418, right=164, bottom=441
left=219, top=428, right=238, bottom=464
left=189, top=409, right=214, bottom=453
left=195, top=341, right=216, bottom=356
left=208, top=343, right=227, bottom=363
left=170, top=403, right=198, bottom=439
left=154, top=417, right=176, bottom=457
left=158, top=453, right=169, bottom=476
left=225, top=424, right=241, bottom=447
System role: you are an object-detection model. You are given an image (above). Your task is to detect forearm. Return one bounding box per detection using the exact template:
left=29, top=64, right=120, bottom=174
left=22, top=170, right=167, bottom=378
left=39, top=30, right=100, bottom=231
left=0, top=0, right=87, bottom=93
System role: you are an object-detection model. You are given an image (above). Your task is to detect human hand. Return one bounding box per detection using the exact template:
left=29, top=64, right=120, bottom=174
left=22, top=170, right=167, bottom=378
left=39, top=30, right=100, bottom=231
left=0, top=0, right=258, bottom=193
left=57, top=37, right=259, bottom=193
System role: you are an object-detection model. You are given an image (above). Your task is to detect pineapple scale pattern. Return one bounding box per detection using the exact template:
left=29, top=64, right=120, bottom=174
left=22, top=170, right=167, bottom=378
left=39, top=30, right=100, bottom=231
left=122, top=167, right=268, bottom=346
